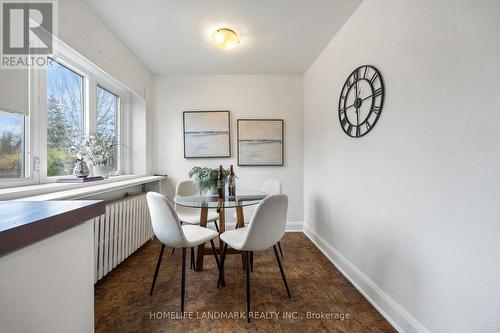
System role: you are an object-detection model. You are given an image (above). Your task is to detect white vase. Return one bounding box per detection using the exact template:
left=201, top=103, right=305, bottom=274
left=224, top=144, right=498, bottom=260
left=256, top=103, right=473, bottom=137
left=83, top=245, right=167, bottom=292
left=93, top=164, right=109, bottom=179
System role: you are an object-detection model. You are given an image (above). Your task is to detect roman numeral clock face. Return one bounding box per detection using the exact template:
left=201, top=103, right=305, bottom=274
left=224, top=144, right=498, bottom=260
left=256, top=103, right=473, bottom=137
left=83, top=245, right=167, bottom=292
left=338, top=65, right=384, bottom=137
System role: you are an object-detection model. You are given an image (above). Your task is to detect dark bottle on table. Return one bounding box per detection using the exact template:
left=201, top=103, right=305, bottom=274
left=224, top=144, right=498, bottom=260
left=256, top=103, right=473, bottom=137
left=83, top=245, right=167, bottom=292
left=228, top=165, right=236, bottom=197
left=217, top=165, right=225, bottom=198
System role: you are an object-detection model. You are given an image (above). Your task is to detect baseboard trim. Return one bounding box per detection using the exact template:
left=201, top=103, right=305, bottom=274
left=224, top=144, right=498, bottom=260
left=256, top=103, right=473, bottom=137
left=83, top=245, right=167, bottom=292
left=285, top=221, right=304, bottom=232
left=303, top=224, right=430, bottom=333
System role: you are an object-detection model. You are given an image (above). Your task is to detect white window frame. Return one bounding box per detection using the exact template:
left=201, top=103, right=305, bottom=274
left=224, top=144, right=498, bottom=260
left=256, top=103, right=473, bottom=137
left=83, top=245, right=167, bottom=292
left=40, top=55, right=88, bottom=182
left=0, top=69, right=36, bottom=188
left=96, top=83, right=122, bottom=175
left=0, top=41, right=131, bottom=188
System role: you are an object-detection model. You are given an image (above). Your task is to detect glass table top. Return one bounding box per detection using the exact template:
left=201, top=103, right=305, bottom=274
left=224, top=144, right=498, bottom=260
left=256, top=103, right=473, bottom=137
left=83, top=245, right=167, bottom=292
left=173, top=189, right=267, bottom=209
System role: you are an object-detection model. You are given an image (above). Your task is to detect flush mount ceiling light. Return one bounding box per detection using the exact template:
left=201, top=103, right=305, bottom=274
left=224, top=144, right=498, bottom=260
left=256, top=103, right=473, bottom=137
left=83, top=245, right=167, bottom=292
left=212, top=28, right=240, bottom=50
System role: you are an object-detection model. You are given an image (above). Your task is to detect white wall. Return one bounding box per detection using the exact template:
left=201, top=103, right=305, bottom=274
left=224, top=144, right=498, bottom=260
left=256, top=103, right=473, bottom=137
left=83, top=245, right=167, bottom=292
left=59, top=0, right=154, bottom=173
left=59, top=0, right=151, bottom=100
left=153, top=75, right=303, bottom=225
left=303, top=0, right=500, bottom=332
left=0, top=221, right=94, bottom=333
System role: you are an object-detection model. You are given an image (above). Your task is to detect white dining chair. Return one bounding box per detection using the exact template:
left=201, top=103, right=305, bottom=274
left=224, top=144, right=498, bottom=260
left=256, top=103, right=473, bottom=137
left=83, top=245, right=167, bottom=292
left=146, top=192, right=224, bottom=312
left=233, top=179, right=284, bottom=259
left=176, top=180, right=220, bottom=231
left=174, top=180, right=220, bottom=268
left=219, top=194, right=290, bottom=322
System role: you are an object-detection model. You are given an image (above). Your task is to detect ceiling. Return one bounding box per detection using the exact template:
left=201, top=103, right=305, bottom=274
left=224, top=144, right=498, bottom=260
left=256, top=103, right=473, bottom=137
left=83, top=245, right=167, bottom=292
left=84, top=0, right=362, bottom=74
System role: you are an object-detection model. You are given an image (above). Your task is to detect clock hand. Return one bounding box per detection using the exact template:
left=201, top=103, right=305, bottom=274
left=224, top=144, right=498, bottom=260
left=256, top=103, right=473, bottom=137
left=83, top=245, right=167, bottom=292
left=355, top=79, right=358, bottom=100
left=355, top=83, right=360, bottom=128
left=344, top=104, right=354, bottom=111
left=344, top=94, right=373, bottom=110
left=361, top=92, right=374, bottom=101
left=356, top=105, right=359, bottom=127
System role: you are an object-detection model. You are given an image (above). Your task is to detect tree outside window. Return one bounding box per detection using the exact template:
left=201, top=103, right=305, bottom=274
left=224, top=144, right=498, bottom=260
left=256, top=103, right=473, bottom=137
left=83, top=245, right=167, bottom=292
left=0, top=112, right=24, bottom=178
left=46, top=59, right=84, bottom=177
left=96, top=86, right=118, bottom=172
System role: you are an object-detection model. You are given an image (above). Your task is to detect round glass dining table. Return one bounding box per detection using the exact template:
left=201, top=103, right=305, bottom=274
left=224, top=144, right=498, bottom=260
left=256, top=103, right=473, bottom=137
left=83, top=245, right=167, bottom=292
left=174, top=189, right=267, bottom=209
left=173, top=189, right=267, bottom=271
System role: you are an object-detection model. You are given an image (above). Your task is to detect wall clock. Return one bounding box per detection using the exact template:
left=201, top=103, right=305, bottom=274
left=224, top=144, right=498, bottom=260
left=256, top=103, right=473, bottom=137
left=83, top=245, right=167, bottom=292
left=338, top=65, right=384, bottom=138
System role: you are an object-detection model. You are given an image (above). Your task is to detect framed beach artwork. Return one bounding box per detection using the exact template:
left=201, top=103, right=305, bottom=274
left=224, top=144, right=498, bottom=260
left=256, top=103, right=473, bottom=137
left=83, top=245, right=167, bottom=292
left=237, top=119, right=284, bottom=166
left=183, top=111, right=231, bottom=158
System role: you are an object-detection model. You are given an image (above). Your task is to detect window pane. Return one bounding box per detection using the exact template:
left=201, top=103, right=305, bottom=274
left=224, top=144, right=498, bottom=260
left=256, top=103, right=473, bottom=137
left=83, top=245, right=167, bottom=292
left=0, top=112, right=24, bottom=178
left=47, top=59, right=84, bottom=176
left=96, top=86, right=118, bottom=172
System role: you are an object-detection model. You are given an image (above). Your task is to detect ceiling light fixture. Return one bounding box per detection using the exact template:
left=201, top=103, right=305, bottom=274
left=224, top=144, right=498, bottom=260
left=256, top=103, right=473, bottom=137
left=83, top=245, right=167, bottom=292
left=212, top=28, right=240, bottom=50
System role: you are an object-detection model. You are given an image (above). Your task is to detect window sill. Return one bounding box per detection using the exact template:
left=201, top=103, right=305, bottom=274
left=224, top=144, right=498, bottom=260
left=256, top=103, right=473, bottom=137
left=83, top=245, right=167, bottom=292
left=0, top=175, right=166, bottom=201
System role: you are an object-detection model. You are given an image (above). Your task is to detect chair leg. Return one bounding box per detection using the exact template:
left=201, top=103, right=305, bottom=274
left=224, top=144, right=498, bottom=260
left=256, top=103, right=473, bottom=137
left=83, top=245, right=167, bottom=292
left=250, top=251, right=254, bottom=272
left=278, top=241, right=284, bottom=258
left=181, top=248, right=187, bottom=312
left=190, top=247, right=195, bottom=270
left=217, top=243, right=228, bottom=288
left=246, top=250, right=251, bottom=323
left=150, top=244, right=165, bottom=296
left=210, top=240, right=224, bottom=287
left=273, top=245, right=291, bottom=298
left=213, top=220, right=219, bottom=233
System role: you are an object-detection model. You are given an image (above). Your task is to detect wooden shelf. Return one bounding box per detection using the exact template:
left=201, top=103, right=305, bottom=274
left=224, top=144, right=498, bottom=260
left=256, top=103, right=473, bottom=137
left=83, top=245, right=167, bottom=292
left=0, top=200, right=105, bottom=255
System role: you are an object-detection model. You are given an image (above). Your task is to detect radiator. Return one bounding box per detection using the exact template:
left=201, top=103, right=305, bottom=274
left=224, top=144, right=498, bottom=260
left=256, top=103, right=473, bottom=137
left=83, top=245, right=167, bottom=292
left=93, top=193, right=153, bottom=283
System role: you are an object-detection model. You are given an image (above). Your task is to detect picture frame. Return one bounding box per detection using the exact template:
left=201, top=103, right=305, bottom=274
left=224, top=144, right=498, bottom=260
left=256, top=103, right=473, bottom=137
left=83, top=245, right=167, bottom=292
left=183, top=110, right=231, bottom=158
left=237, top=119, right=284, bottom=166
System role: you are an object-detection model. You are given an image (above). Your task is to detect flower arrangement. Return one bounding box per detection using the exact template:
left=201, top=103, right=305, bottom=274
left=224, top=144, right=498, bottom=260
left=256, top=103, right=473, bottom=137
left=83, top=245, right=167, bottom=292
left=189, top=166, right=230, bottom=194
left=72, top=132, right=118, bottom=177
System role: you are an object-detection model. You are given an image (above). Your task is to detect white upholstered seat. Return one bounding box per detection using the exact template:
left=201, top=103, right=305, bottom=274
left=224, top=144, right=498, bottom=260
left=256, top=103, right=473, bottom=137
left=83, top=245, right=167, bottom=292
left=177, top=209, right=219, bottom=225
left=181, top=225, right=219, bottom=247
left=232, top=179, right=282, bottom=223
left=147, top=192, right=218, bottom=248
left=146, top=192, right=223, bottom=312
left=231, top=179, right=285, bottom=257
left=219, top=226, right=247, bottom=250
left=176, top=180, right=219, bottom=228
left=222, top=194, right=288, bottom=252
left=219, top=194, right=290, bottom=322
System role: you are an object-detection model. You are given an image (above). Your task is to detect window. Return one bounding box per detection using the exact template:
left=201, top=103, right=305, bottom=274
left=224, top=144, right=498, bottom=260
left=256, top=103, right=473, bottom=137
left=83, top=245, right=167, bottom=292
left=96, top=86, right=119, bottom=172
left=0, top=44, right=130, bottom=189
left=46, top=58, right=84, bottom=177
left=0, top=112, right=25, bottom=178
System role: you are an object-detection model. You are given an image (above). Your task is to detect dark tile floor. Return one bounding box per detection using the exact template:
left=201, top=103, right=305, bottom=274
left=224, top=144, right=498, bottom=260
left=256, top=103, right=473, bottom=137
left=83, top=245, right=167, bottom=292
left=95, top=233, right=395, bottom=332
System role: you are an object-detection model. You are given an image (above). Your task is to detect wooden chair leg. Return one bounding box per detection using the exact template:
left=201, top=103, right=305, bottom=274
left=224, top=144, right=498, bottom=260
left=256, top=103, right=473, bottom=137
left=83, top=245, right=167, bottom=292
left=210, top=240, right=224, bottom=287
left=278, top=241, right=284, bottom=258
left=273, top=245, right=291, bottom=298
left=150, top=244, right=165, bottom=296
left=246, top=250, right=251, bottom=323
left=217, top=243, right=228, bottom=288
left=181, top=248, right=187, bottom=312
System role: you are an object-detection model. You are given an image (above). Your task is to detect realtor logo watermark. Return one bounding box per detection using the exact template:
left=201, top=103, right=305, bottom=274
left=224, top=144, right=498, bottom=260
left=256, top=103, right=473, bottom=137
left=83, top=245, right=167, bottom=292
left=1, top=0, right=57, bottom=68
